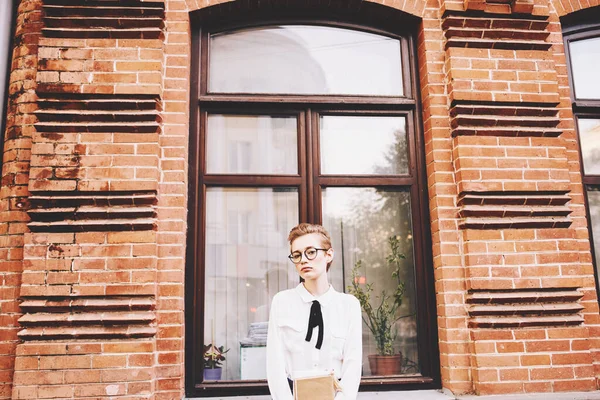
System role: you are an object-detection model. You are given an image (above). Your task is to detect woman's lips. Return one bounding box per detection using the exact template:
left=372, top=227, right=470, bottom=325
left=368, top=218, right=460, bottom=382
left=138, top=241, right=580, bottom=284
left=301, top=266, right=312, bottom=272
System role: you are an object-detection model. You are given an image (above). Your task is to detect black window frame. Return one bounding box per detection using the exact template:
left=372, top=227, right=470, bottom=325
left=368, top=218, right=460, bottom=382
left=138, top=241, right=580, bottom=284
left=563, top=9, right=600, bottom=296
left=0, top=0, right=18, bottom=172
left=186, top=9, right=440, bottom=398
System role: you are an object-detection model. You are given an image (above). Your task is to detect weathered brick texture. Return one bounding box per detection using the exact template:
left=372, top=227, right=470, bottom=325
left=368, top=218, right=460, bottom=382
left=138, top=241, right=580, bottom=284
left=0, top=1, right=43, bottom=398
left=439, top=0, right=600, bottom=394
left=553, top=0, right=600, bottom=16
left=1, top=0, right=600, bottom=398
left=1, top=1, right=166, bottom=399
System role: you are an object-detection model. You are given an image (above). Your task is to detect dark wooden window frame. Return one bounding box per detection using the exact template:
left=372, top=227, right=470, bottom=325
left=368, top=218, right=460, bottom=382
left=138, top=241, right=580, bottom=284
left=0, top=0, right=18, bottom=172
left=186, top=13, right=440, bottom=398
left=563, top=17, right=600, bottom=296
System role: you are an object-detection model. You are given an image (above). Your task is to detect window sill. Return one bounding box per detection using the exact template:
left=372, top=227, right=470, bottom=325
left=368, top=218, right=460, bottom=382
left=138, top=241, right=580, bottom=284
left=192, top=374, right=436, bottom=397
left=187, top=389, right=451, bottom=400
left=187, top=390, right=600, bottom=400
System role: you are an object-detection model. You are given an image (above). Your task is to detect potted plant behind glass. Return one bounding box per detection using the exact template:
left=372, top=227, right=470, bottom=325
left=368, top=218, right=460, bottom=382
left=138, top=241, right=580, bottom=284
left=347, top=235, right=407, bottom=376
left=203, top=343, right=230, bottom=381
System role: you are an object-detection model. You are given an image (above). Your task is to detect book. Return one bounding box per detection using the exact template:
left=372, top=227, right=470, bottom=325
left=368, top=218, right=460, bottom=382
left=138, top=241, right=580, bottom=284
left=292, top=371, right=342, bottom=400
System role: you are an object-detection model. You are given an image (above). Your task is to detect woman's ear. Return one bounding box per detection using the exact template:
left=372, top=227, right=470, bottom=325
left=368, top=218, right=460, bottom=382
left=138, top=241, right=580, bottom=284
left=326, top=248, right=334, bottom=263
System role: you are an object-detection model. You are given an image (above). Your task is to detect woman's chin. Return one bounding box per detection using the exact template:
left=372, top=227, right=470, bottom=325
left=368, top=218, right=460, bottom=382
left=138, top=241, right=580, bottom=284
left=301, top=272, right=323, bottom=281
left=300, top=271, right=313, bottom=280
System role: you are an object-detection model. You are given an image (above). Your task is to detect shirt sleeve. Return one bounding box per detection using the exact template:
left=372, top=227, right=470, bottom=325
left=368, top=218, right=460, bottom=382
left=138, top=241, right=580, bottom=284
left=266, top=294, right=294, bottom=400
left=335, top=296, right=363, bottom=400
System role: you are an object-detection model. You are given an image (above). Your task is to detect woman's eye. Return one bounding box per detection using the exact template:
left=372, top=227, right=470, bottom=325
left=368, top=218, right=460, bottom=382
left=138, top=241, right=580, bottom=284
left=292, top=253, right=302, bottom=260
left=306, top=249, right=316, bottom=257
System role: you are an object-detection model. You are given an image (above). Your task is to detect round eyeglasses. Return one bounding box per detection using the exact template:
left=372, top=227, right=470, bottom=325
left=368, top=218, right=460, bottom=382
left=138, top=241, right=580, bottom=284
left=288, top=247, right=329, bottom=264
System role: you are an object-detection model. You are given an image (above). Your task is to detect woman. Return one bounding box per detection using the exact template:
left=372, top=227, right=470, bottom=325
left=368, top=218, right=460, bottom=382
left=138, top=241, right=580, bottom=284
left=266, top=223, right=362, bottom=400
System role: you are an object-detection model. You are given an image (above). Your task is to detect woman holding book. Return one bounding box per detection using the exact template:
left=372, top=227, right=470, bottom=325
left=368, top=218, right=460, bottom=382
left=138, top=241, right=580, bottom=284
left=266, top=223, right=362, bottom=400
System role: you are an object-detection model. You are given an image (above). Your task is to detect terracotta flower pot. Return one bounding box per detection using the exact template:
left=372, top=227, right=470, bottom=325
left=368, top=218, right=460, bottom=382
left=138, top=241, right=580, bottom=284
left=368, top=353, right=403, bottom=376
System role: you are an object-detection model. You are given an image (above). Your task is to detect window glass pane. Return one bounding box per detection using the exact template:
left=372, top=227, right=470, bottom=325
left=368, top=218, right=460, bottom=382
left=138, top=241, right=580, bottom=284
left=320, top=116, right=408, bottom=175
left=0, top=2, right=13, bottom=133
left=322, top=188, right=419, bottom=376
left=589, top=188, right=600, bottom=273
left=204, top=188, right=299, bottom=381
left=570, top=37, right=600, bottom=100
left=209, top=25, right=403, bottom=96
left=206, top=114, right=298, bottom=175
left=578, top=118, right=600, bottom=175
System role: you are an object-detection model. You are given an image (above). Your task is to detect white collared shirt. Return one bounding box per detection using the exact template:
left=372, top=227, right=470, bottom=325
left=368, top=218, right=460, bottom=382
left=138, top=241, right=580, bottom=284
left=266, top=283, right=362, bottom=400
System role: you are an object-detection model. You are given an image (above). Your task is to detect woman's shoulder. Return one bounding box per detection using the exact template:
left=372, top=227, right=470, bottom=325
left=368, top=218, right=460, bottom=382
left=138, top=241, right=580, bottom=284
left=271, top=287, right=299, bottom=303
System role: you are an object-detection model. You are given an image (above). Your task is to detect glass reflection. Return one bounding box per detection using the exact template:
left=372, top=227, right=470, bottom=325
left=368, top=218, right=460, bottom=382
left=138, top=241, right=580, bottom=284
left=209, top=25, right=403, bottom=96
left=0, top=2, right=13, bottom=132
left=322, top=187, right=419, bottom=376
left=589, top=189, right=600, bottom=276
left=578, top=119, right=600, bottom=175
left=204, top=188, right=299, bottom=381
left=206, top=114, right=298, bottom=175
left=570, top=37, right=600, bottom=100
left=320, top=116, right=408, bottom=175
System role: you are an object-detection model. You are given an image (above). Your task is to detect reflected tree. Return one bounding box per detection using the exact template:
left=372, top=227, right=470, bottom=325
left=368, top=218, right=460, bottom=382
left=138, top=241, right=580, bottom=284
left=325, top=126, right=419, bottom=374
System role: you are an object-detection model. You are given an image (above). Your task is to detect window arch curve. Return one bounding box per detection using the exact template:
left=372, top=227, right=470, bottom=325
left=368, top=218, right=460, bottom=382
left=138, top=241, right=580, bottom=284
left=186, top=7, right=439, bottom=397
left=188, top=0, right=424, bottom=25
left=208, top=24, right=404, bottom=96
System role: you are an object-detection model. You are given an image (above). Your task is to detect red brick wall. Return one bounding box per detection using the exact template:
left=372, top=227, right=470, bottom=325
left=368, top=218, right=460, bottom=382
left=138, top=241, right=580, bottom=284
left=0, top=1, right=41, bottom=398
left=553, top=0, right=600, bottom=16
left=1, top=0, right=600, bottom=398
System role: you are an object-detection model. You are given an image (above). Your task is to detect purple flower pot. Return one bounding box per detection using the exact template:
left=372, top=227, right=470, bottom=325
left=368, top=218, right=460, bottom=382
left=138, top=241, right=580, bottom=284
left=204, top=368, right=223, bottom=381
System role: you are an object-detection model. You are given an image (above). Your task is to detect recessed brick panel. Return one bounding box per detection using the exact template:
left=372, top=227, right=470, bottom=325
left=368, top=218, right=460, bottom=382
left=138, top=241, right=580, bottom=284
left=6, top=1, right=165, bottom=399
left=447, top=48, right=560, bottom=104
left=453, top=135, right=571, bottom=193
left=30, top=94, right=161, bottom=193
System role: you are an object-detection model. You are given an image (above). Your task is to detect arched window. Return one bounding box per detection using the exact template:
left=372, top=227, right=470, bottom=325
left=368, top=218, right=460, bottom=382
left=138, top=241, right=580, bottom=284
left=563, top=9, right=600, bottom=295
left=0, top=1, right=16, bottom=164
left=187, top=7, right=438, bottom=397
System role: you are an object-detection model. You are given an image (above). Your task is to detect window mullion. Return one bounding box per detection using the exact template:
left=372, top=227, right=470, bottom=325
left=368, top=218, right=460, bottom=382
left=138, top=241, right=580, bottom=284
left=306, top=107, right=316, bottom=223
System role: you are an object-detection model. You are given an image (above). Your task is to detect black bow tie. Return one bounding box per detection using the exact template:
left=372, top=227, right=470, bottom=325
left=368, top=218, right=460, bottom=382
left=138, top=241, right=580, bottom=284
left=305, top=300, right=324, bottom=350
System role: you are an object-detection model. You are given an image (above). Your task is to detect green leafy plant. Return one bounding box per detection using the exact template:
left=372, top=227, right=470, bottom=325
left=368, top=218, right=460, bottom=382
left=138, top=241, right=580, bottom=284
left=203, top=343, right=230, bottom=369
left=347, top=235, right=407, bottom=356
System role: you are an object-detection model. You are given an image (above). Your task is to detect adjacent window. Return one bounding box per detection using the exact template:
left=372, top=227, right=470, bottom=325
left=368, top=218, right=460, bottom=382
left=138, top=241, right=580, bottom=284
left=188, top=19, right=437, bottom=397
left=564, top=19, right=600, bottom=291
left=0, top=1, right=16, bottom=163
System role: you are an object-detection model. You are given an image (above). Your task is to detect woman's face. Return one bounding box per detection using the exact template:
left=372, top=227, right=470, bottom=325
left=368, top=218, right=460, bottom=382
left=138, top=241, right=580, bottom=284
left=290, top=233, right=333, bottom=282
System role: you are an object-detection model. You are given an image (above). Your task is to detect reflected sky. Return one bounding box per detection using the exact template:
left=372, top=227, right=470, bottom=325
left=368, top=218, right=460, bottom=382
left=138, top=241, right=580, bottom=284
left=206, top=114, right=298, bottom=175
left=320, top=115, right=408, bottom=176
left=571, top=37, right=600, bottom=100
left=209, top=25, right=403, bottom=96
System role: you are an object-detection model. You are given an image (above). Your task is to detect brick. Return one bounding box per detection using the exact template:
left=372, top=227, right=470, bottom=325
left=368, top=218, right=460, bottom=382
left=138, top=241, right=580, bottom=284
left=103, top=342, right=154, bottom=354
left=530, top=366, right=574, bottom=380
left=475, top=355, right=520, bottom=368
left=499, top=368, right=529, bottom=381
left=520, top=354, right=551, bottom=367
left=64, top=370, right=102, bottom=384
left=91, top=354, right=128, bottom=368
left=37, top=385, right=74, bottom=399
left=552, top=352, right=593, bottom=365
left=74, top=383, right=126, bottom=397
left=39, top=355, right=91, bottom=370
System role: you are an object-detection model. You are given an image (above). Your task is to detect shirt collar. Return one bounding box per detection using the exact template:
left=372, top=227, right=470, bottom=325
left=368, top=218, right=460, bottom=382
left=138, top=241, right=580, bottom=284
left=295, top=283, right=336, bottom=307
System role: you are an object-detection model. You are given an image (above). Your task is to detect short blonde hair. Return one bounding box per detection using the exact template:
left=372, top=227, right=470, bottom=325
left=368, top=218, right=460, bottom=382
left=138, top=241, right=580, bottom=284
left=288, top=223, right=333, bottom=271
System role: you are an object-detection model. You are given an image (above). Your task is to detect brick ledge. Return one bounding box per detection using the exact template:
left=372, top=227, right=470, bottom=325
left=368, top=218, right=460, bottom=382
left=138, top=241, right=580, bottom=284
left=189, top=390, right=600, bottom=400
